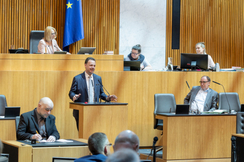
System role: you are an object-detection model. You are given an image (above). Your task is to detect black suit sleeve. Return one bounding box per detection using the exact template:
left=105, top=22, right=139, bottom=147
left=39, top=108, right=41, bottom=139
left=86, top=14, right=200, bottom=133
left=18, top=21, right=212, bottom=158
left=69, top=77, right=78, bottom=100
left=47, top=115, right=60, bottom=140
left=17, top=114, right=34, bottom=140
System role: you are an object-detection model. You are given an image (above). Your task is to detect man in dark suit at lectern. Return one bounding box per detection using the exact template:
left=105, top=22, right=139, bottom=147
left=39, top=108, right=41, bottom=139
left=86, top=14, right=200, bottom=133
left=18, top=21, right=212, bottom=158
left=69, top=57, right=117, bottom=130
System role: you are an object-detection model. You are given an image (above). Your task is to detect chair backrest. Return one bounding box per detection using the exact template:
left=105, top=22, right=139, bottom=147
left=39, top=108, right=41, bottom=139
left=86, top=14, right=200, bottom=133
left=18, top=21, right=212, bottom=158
left=29, top=30, right=44, bottom=54
left=0, top=95, right=7, bottom=116
left=219, top=92, right=241, bottom=112
left=15, top=116, right=20, bottom=132
left=154, top=94, right=176, bottom=114
left=236, top=112, right=244, bottom=134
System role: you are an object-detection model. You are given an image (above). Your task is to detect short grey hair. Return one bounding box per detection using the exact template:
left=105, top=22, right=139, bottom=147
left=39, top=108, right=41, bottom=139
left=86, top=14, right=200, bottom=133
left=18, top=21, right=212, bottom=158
left=39, top=97, right=54, bottom=108
left=106, top=148, right=140, bottom=162
left=88, top=132, right=108, bottom=155
left=201, top=75, right=211, bottom=82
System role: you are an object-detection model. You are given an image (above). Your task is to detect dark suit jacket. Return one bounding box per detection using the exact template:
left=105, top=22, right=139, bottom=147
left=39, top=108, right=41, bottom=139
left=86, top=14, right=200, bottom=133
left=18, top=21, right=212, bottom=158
left=17, top=108, right=60, bottom=140
left=184, top=86, right=218, bottom=111
left=74, top=154, right=107, bottom=162
left=69, top=72, right=108, bottom=118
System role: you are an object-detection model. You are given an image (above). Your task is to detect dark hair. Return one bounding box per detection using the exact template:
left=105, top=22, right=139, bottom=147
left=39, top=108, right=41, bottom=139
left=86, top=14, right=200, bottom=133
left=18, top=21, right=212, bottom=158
left=85, top=57, right=96, bottom=64
left=88, top=132, right=108, bottom=155
left=132, top=44, right=141, bottom=53
left=202, top=75, right=211, bottom=82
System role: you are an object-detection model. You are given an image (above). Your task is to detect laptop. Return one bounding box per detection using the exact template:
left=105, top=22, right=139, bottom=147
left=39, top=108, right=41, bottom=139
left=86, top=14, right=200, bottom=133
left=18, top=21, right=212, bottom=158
left=124, top=61, right=141, bottom=71
left=52, top=157, right=77, bottom=162
left=54, top=51, right=67, bottom=54
left=5, top=107, right=20, bottom=117
left=175, top=104, right=189, bottom=114
left=77, top=47, right=96, bottom=54
left=9, top=49, right=29, bottom=54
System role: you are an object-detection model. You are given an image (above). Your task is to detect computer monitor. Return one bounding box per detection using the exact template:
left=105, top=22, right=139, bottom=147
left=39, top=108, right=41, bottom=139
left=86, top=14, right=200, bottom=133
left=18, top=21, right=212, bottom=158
left=77, top=47, right=96, bottom=54
left=124, top=61, right=141, bottom=71
left=52, top=157, right=77, bottom=162
left=181, top=53, right=208, bottom=70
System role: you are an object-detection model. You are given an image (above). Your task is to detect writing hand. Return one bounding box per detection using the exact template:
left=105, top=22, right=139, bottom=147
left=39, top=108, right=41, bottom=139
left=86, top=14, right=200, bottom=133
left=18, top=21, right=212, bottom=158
left=32, top=134, right=42, bottom=141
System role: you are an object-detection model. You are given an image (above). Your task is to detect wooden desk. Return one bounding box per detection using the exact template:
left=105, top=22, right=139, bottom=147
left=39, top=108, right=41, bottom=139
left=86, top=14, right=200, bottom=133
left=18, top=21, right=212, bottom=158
left=70, top=102, right=128, bottom=143
left=0, top=118, right=16, bottom=140
left=0, top=54, right=123, bottom=71
left=2, top=139, right=90, bottom=162
left=156, top=113, right=236, bottom=162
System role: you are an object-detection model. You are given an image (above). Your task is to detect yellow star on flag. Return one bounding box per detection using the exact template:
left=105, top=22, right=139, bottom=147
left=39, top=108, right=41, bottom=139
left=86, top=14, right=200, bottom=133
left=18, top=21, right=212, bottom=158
left=66, top=2, right=73, bottom=9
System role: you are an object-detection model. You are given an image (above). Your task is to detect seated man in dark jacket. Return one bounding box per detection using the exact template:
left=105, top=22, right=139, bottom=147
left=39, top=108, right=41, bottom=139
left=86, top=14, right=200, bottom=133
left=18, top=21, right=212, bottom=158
left=17, top=97, right=60, bottom=142
left=75, top=132, right=110, bottom=162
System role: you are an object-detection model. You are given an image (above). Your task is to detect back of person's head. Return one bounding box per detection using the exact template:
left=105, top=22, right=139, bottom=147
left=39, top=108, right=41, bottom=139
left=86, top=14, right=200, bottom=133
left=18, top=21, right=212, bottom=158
left=88, top=132, right=109, bottom=155
left=113, top=130, right=140, bottom=152
left=132, top=44, right=141, bottom=53
left=106, top=148, right=140, bottom=162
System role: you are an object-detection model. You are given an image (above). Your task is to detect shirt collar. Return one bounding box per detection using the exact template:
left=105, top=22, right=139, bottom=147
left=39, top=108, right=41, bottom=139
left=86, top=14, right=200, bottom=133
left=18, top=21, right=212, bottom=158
left=201, top=88, right=209, bottom=92
left=85, top=72, right=93, bottom=79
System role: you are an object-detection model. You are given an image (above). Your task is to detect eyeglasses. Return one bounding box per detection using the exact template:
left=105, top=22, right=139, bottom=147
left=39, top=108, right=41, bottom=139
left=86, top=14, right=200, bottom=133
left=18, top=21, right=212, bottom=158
left=106, top=143, right=112, bottom=146
left=51, top=33, right=56, bottom=35
left=131, top=52, right=139, bottom=55
left=199, top=81, right=209, bottom=84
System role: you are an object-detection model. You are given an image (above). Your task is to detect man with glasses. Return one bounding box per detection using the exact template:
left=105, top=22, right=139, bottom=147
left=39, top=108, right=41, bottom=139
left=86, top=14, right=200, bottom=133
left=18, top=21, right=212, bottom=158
left=75, top=132, right=111, bottom=162
left=17, top=97, right=60, bottom=142
left=184, top=76, right=218, bottom=113
left=124, top=44, right=152, bottom=71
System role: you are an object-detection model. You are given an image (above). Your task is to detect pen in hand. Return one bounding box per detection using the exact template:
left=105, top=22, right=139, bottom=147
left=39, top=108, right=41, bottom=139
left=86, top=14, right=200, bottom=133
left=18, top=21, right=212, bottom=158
left=34, top=130, right=42, bottom=141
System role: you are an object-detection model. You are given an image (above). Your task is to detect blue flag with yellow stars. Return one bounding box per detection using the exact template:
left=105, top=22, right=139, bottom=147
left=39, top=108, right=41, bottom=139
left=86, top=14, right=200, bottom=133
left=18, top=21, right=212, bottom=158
left=63, top=0, right=84, bottom=49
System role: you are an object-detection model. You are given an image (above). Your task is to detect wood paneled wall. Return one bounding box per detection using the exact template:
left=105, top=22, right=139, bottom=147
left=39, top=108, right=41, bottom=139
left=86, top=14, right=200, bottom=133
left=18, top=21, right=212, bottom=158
left=1, top=71, right=244, bottom=146
left=0, top=0, right=120, bottom=54
left=166, top=0, right=244, bottom=68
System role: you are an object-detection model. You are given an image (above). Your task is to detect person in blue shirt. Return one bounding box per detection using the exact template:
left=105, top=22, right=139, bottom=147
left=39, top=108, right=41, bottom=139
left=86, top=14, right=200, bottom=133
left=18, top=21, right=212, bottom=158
left=75, top=132, right=111, bottom=162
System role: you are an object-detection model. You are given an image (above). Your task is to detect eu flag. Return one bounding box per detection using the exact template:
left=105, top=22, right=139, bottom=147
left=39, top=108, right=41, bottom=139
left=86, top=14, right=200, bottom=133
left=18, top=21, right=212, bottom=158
left=63, top=0, right=84, bottom=49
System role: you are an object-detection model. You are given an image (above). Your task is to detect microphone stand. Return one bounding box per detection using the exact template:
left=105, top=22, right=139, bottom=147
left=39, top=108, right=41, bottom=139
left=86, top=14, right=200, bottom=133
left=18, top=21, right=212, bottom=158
left=153, top=144, right=156, bottom=162
left=98, top=79, right=111, bottom=103
left=213, top=81, right=231, bottom=113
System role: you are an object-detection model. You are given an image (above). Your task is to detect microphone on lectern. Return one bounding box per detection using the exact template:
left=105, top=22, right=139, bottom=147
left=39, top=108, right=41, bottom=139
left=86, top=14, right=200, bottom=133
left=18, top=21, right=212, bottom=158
left=212, top=80, right=231, bottom=113
left=186, top=81, right=191, bottom=90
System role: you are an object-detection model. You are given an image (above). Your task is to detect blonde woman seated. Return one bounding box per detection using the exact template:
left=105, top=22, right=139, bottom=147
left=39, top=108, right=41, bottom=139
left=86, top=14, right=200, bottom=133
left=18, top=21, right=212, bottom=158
left=38, top=26, right=68, bottom=54
left=195, top=42, right=215, bottom=69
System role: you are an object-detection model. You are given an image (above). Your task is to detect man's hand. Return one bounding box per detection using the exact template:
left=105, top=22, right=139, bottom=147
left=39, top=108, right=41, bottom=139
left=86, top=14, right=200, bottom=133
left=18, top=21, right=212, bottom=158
left=73, top=94, right=81, bottom=101
left=32, top=134, right=42, bottom=141
left=107, top=95, right=117, bottom=102
left=47, top=136, right=56, bottom=142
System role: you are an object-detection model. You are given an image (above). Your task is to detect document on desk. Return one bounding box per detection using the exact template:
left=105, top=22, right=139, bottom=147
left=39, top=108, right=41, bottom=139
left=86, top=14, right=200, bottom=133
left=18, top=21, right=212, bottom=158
left=39, top=139, right=74, bottom=143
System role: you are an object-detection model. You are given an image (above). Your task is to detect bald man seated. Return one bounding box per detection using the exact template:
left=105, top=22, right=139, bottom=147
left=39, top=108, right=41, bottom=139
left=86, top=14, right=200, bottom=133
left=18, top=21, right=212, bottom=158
left=17, top=97, right=60, bottom=142
left=106, top=148, right=140, bottom=162
left=113, top=130, right=140, bottom=153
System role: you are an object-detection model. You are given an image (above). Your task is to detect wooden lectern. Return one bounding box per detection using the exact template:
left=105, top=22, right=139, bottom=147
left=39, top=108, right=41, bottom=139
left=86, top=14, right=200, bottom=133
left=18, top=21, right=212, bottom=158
left=70, top=102, right=128, bottom=143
